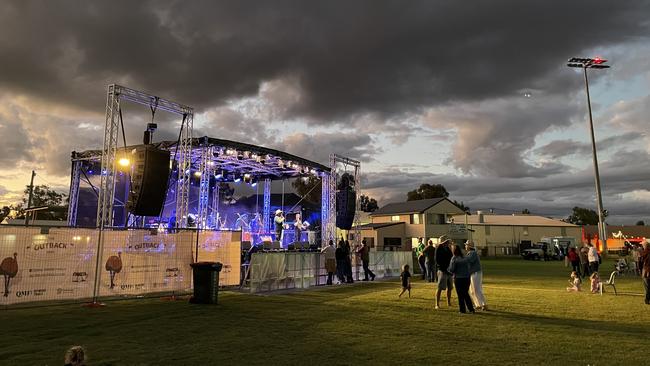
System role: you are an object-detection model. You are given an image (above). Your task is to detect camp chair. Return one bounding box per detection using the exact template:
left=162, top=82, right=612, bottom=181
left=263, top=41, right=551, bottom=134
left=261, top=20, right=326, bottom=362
left=600, top=271, right=617, bottom=295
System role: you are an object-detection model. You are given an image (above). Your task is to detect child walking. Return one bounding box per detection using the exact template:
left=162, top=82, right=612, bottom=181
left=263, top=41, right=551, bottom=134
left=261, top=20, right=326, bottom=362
left=566, top=271, right=581, bottom=292
left=399, top=264, right=411, bottom=298
left=590, top=272, right=601, bottom=293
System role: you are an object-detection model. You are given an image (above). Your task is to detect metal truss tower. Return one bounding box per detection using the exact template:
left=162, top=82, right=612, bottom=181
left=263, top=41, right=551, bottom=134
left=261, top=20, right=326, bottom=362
left=328, top=154, right=361, bottom=246
left=263, top=178, right=272, bottom=233
left=67, top=157, right=82, bottom=226
left=96, top=84, right=193, bottom=228
left=197, top=142, right=213, bottom=229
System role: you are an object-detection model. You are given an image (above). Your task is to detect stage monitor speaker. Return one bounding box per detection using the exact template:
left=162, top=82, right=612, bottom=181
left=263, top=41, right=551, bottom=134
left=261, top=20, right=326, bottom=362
left=336, top=189, right=356, bottom=230
left=127, top=146, right=171, bottom=217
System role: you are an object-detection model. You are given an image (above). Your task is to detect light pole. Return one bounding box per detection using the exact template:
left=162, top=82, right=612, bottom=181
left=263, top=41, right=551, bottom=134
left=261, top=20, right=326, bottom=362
left=567, top=57, right=610, bottom=256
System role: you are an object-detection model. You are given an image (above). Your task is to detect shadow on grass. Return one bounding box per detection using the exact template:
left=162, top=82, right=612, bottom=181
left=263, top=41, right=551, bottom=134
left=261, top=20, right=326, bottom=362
left=482, top=308, right=648, bottom=336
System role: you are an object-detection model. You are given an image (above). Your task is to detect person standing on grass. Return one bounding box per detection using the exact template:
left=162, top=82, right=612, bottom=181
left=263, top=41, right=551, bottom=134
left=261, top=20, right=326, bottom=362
left=321, top=239, right=337, bottom=285
left=434, top=236, right=454, bottom=309
left=567, top=247, right=581, bottom=277
left=64, top=346, right=86, bottom=366
left=335, top=239, right=346, bottom=284
left=423, top=239, right=437, bottom=283
left=465, top=241, right=487, bottom=311
left=414, top=237, right=426, bottom=280
left=448, top=244, right=475, bottom=314
left=343, top=239, right=354, bottom=283
left=640, top=240, right=650, bottom=305
left=356, top=239, right=376, bottom=281
left=579, top=244, right=591, bottom=278
left=590, top=272, right=601, bottom=294
left=588, top=243, right=600, bottom=274
left=399, top=264, right=412, bottom=298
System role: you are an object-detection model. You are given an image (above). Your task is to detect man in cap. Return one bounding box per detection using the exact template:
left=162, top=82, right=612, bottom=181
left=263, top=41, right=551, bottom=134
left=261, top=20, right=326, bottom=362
left=274, top=209, right=285, bottom=243
left=434, top=235, right=454, bottom=309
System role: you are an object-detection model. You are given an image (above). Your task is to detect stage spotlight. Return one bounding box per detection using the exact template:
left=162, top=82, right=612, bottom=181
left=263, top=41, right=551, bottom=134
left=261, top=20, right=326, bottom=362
left=118, top=157, right=131, bottom=167
left=215, top=172, right=223, bottom=179
left=251, top=180, right=258, bottom=187
left=234, top=177, right=241, bottom=183
left=194, top=171, right=202, bottom=177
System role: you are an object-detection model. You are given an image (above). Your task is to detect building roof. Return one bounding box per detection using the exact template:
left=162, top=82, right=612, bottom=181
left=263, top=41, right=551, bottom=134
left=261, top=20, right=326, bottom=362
left=583, top=225, right=650, bottom=238
left=371, top=197, right=456, bottom=216
left=356, top=222, right=404, bottom=230
left=453, top=214, right=578, bottom=227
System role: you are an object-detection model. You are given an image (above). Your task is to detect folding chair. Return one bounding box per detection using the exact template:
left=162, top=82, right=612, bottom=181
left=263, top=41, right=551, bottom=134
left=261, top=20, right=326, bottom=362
left=600, top=271, right=617, bottom=295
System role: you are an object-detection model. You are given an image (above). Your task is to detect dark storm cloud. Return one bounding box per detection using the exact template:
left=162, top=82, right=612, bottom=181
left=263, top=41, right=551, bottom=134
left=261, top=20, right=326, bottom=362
left=534, top=132, right=643, bottom=159
left=363, top=148, right=650, bottom=224
left=0, top=0, right=649, bottom=120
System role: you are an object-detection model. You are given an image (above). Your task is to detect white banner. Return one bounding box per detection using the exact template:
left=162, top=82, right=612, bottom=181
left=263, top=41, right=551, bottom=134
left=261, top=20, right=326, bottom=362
left=98, top=230, right=193, bottom=297
left=196, top=230, right=241, bottom=286
left=0, top=228, right=97, bottom=305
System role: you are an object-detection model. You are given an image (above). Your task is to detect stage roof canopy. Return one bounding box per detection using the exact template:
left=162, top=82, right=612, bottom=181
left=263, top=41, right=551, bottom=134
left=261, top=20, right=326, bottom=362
left=72, top=136, right=330, bottom=180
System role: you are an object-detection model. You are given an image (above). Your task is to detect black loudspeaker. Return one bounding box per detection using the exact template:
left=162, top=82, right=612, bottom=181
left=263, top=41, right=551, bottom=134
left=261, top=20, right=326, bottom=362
left=127, top=146, right=171, bottom=216
left=336, top=189, right=356, bottom=230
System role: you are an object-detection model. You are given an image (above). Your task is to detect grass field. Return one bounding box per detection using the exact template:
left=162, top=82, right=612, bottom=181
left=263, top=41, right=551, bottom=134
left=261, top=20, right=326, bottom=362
left=1, top=258, right=648, bottom=366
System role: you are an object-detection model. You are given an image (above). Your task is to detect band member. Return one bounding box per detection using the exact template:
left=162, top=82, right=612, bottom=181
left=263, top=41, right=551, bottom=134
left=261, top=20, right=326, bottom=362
left=274, top=210, right=285, bottom=241
left=294, top=213, right=305, bottom=242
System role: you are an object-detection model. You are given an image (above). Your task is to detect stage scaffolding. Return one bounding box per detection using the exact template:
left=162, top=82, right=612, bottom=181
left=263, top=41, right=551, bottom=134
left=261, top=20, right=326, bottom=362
left=323, top=154, right=361, bottom=247
left=94, top=84, right=194, bottom=228
left=70, top=132, right=332, bottom=239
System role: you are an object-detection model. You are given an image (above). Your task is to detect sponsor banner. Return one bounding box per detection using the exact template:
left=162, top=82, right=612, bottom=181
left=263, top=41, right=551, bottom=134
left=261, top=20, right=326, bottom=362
left=196, top=231, right=241, bottom=286
left=98, top=230, right=193, bottom=297
left=0, top=228, right=98, bottom=305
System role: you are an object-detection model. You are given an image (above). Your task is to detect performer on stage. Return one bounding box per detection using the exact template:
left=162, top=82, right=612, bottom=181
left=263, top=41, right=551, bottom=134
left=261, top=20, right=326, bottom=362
left=294, top=213, right=308, bottom=242
left=274, top=209, right=285, bottom=242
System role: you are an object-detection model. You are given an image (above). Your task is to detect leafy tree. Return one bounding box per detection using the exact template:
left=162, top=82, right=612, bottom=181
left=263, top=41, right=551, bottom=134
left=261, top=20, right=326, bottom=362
left=0, top=206, right=12, bottom=222
left=292, top=176, right=322, bottom=205
left=407, top=184, right=449, bottom=201
left=359, top=195, right=379, bottom=212
left=452, top=200, right=470, bottom=213
left=566, top=206, right=607, bottom=226
left=521, top=208, right=531, bottom=214
left=636, top=220, right=645, bottom=226
left=14, top=185, right=68, bottom=221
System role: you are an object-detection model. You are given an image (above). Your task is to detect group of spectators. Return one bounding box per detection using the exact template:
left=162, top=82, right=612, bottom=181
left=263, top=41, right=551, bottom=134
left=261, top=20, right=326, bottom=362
left=566, top=243, right=601, bottom=279
left=320, top=237, right=375, bottom=286
left=409, top=236, right=488, bottom=313
left=566, top=239, right=650, bottom=305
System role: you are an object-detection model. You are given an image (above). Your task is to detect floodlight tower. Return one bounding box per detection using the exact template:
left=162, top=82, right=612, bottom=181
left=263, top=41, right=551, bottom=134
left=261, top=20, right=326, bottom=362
left=567, top=57, right=610, bottom=255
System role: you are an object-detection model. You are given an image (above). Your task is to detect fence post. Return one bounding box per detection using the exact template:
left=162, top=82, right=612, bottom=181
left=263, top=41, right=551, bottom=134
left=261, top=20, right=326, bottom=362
left=90, top=227, right=104, bottom=304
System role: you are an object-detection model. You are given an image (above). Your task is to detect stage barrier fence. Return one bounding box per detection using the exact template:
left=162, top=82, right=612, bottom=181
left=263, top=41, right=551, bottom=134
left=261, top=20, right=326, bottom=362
left=0, top=226, right=241, bottom=307
left=247, top=251, right=412, bottom=293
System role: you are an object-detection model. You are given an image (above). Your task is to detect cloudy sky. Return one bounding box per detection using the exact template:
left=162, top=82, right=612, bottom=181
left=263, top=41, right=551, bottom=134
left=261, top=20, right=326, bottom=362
left=0, top=0, right=649, bottom=223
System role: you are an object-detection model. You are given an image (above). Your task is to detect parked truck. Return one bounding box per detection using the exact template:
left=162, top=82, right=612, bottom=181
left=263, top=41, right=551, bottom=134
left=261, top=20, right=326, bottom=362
left=521, top=236, right=577, bottom=261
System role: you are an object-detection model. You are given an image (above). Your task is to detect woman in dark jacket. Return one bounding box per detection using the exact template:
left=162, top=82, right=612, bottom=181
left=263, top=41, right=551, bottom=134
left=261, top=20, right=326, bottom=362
left=335, top=239, right=346, bottom=284
left=448, top=245, right=475, bottom=314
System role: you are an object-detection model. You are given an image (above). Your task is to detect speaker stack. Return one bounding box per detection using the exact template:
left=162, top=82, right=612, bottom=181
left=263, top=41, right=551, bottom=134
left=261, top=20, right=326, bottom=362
left=336, top=175, right=356, bottom=230
left=126, top=146, right=171, bottom=216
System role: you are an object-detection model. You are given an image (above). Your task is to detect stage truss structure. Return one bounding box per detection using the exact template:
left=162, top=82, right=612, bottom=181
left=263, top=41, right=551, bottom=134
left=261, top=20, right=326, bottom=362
left=94, top=84, right=193, bottom=228
left=323, top=154, right=361, bottom=246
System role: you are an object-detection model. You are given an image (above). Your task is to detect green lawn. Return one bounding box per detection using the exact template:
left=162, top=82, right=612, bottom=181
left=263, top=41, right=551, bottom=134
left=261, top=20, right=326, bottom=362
left=1, top=259, right=648, bottom=366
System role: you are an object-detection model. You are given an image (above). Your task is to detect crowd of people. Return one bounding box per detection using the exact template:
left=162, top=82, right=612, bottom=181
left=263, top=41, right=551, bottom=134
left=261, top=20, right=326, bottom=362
left=408, top=235, right=488, bottom=313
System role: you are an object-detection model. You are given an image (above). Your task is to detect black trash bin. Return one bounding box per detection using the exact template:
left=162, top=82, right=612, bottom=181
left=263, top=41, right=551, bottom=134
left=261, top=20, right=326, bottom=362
left=190, top=262, right=223, bottom=304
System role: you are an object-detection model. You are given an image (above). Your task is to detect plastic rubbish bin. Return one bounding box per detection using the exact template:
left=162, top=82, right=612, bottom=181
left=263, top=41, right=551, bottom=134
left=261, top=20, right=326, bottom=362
left=190, top=262, right=223, bottom=304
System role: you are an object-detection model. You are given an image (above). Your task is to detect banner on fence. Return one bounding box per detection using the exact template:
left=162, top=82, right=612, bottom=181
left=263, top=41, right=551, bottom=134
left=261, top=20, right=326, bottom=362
left=0, top=228, right=97, bottom=305
left=196, top=230, right=241, bottom=286
left=98, top=230, right=193, bottom=297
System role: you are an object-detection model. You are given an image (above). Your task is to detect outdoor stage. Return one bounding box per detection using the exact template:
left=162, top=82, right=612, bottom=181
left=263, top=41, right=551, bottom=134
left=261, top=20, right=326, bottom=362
left=69, top=136, right=336, bottom=248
